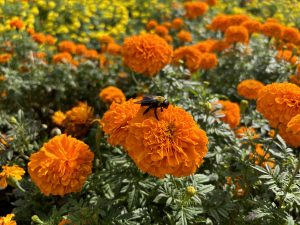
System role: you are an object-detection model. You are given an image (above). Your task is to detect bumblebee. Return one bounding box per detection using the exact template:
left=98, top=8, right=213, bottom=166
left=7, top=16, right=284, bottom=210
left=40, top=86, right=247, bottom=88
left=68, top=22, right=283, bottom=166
left=135, top=96, right=169, bottom=120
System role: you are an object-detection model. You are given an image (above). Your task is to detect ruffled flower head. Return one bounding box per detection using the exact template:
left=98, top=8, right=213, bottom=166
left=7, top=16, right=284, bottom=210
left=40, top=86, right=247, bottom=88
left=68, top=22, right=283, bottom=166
left=28, top=134, right=94, bottom=196
left=173, top=46, right=202, bottom=72
left=237, top=79, right=265, bottom=100
left=287, top=114, right=300, bottom=135
left=215, top=100, right=241, bottom=129
left=0, top=214, right=17, bottom=225
left=184, top=2, right=209, bottom=20
left=0, top=165, right=25, bottom=189
left=99, top=86, right=126, bottom=104
left=224, top=26, right=249, bottom=44
left=126, top=105, right=208, bottom=178
left=122, top=34, right=173, bottom=77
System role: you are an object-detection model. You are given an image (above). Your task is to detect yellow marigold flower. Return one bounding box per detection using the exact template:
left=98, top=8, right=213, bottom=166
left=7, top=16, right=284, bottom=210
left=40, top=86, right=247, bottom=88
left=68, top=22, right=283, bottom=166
left=146, top=19, right=158, bottom=30
left=287, top=114, right=300, bottom=134
left=126, top=105, right=208, bottom=178
left=224, top=26, right=249, bottom=44
left=99, top=86, right=126, bottom=104
left=173, top=46, right=202, bottom=72
left=282, top=26, right=300, bottom=44
left=155, top=25, right=169, bottom=36
left=184, top=2, right=208, bottom=20
left=261, top=22, right=283, bottom=39
left=216, top=100, right=241, bottom=129
left=0, top=54, right=11, bottom=64
left=241, top=19, right=262, bottom=34
left=0, top=165, right=25, bottom=189
left=122, top=34, right=173, bottom=77
left=52, top=111, right=66, bottom=126
left=171, top=18, right=184, bottom=30
left=177, top=30, right=192, bottom=43
left=257, top=82, right=300, bottom=128
left=0, top=214, right=16, bottom=225
left=101, top=99, right=140, bottom=146
left=28, top=134, right=94, bottom=196
left=235, top=126, right=258, bottom=139
left=198, top=52, right=218, bottom=70
left=249, top=144, right=275, bottom=168
left=186, top=186, right=197, bottom=196
left=237, top=79, right=265, bottom=100
left=63, top=102, right=94, bottom=138
left=58, top=41, right=76, bottom=54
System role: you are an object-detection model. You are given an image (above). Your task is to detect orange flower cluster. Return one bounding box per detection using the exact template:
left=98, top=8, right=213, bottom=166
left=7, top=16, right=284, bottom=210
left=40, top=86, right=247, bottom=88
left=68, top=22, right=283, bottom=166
left=59, top=41, right=76, bottom=54
left=235, top=126, right=258, bottom=139
left=276, top=50, right=298, bottom=65
left=101, top=99, right=140, bottom=146
left=237, top=79, right=265, bottom=100
left=226, top=176, right=245, bottom=197
left=172, top=18, right=184, bottom=30
left=241, top=19, right=262, bottom=34
left=177, top=30, right=192, bottom=43
left=28, top=134, right=94, bottom=196
left=216, top=100, right=241, bottom=129
left=0, top=165, right=25, bottom=189
left=224, top=26, right=249, bottom=44
left=122, top=34, right=173, bottom=77
left=99, top=86, right=126, bottom=104
left=0, top=53, right=11, bottom=64
left=261, top=22, right=283, bottom=39
left=184, top=2, right=209, bottom=20
left=249, top=144, right=275, bottom=168
left=52, top=52, right=73, bottom=64
left=101, top=100, right=209, bottom=178
left=9, top=18, right=23, bottom=30
left=209, top=14, right=249, bottom=32
left=52, top=102, right=94, bottom=138
left=0, top=214, right=17, bottom=225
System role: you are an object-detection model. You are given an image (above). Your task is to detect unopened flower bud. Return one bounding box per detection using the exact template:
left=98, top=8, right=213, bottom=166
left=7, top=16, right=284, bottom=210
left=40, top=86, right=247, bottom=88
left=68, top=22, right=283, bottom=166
left=240, top=100, right=249, bottom=114
left=186, top=186, right=197, bottom=197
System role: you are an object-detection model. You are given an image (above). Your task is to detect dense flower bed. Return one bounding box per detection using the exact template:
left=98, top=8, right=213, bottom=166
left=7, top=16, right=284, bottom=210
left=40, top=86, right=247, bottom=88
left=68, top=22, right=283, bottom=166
left=1, top=0, right=300, bottom=224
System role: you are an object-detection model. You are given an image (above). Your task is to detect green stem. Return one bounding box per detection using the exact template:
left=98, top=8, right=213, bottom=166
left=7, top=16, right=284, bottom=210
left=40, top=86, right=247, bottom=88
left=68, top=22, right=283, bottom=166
left=258, top=127, right=278, bottom=166
left=279, top=151, right=300, bottom=208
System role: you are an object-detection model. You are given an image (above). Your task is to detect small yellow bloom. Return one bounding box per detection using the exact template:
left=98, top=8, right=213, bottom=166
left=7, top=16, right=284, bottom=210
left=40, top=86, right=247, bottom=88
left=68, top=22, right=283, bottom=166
left=0, top=165, right=25, bottom=189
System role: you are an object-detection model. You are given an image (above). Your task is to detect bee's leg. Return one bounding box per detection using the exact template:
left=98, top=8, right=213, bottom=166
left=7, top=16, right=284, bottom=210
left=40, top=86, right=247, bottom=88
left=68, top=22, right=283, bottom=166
left=143, top=106, right=152, bottom=115
left=154, top=107, right=159, bottom=120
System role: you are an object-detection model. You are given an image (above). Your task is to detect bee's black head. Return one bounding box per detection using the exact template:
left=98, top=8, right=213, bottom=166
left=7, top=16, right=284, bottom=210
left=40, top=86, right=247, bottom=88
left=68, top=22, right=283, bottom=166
left=162, top=99, right=169, bottom=109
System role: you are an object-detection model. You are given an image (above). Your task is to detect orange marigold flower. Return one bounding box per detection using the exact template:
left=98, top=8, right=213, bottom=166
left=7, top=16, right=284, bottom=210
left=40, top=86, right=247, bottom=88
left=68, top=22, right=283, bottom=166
left=235, top=126, right=258, bottom=139
left=52, top=111, right=66, bottom=126
left=162, top=22, right=172, bottom=29
left=126, top=105, right=208, bottom=178
left=58, top=41, right=76, bottom=54
left=227, top=14, right=250, bottom=27
left=282, top=27, right=300, bottom=44
left=241, top=19, right=262, bottom=34
left=58, top=219, right=72, bottom=225
left=198, top=52, right=218, bottom=70
left=276, top=50, right=298, bottom=65
left=287, top=114, right=300, bottom=134
left=226, top=176, right=245, bottom=197
left=0, top=214, right=17, bottom=225
left=266, top=18, right=279, bottom=23
left=84, top=49, right=99, bottom=60
left=122, top=34, right=173, bottom=77
left=28, top=134, right=94, bottom=196
left=146, top=19, right=158, bottom=30
left=211, top=40, right=231, bottom=52
left=224, top=26, right=249, bottom=44
left=75, top=44, right=87, bottom=55
left=173, top=46, right=202, bottom=72
left=0, top=165, right=25, bottom=189
left=216, top=100, right=241, bottom=129
left=184, top=2, right=209, bottom=20
left=99, top=35, right=115, bottom=44
left=237, top=79, right=265, bottom=100
left=261, top=22, right=283, bottom=39
left=257, top=82, right=300, bottom=128
left=163, top=35, right=173, bottom=43
left=99, top=86, right=126, bottom=104
left=106, top=43, right=122, bottom=56
left=27, top=28, right=35, bottom=35
left=31, top=33, right=46, bottom=44
left=268, top=129, right=275, bottom=138
left=278, top=123, right=300, bottom=147
left=45, top=35, right=56, bottom=45
left=206, top=0, right=217, bottom=6
left=101, top=99, right=140, bottom=146
left=172, top=18, right=184, bottom=30
left=52, top=52, right=73, bottom=64
left=208, top=14, right=230, bottom=32
left=0, top=53, right=12, bottom=64
left=155, top=25, right=169, bottom=36
left=9, top=18, right=23, bottom=30
left=249, top=144, right=275, bottom=168
left=63, top=102, right=94, bottom=138
left=289, top=74, right=300, bottom=86
left=194, top=39, right=217, bottom=52
left=99, top=54, right=107, bottom=68
left=177, top=30, right=192, bottom=42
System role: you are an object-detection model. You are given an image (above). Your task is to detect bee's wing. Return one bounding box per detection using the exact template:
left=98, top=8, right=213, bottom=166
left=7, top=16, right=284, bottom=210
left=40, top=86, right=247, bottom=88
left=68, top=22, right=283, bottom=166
left=134, top=95, right=155, bottom=104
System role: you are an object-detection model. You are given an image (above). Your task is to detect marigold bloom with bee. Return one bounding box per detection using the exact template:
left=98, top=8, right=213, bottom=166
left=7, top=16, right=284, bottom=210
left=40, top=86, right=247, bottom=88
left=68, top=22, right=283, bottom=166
left=126, top=105, right=208, bottom=178
left=99, top=86, right=126, bottom=104
left=0, top=165, right=25, bottom=189
left=216, top=100, right=241, bottom=129
left=237, top=79, right=265, bottom=100
left=122, top=34, right=173, bottom=77
left=28, top=134, right=94, bottom=196
left=101, top=99, right=140, bottom=146
left=257, top=82, right=300, bottom=128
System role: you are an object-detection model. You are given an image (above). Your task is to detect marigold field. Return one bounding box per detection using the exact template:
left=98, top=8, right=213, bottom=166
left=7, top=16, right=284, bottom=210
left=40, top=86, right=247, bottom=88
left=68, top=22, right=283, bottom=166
left=2, top=0, right=300, bottom=224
